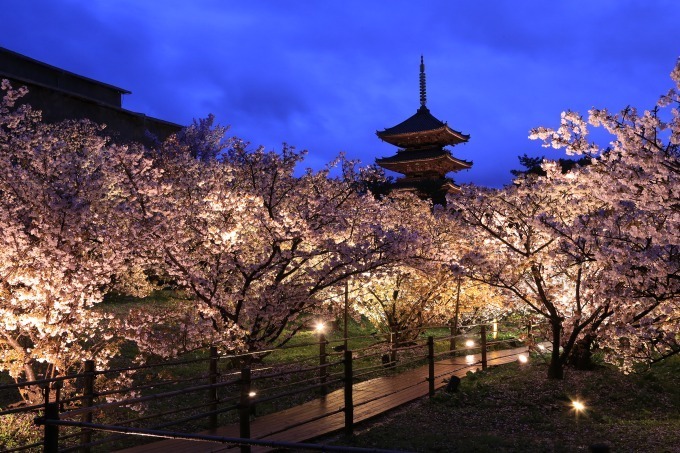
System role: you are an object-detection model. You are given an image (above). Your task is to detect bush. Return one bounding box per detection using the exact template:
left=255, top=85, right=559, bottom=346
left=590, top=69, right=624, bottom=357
left=0, top=412, right=41, bottom=450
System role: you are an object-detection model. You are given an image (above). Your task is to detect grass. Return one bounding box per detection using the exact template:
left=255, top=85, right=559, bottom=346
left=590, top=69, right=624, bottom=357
left=329, top=355, right=680, bottom=452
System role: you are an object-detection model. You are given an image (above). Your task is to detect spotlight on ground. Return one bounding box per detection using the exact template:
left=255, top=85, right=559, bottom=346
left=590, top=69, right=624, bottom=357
left=571, top=399, right=586, bottom=412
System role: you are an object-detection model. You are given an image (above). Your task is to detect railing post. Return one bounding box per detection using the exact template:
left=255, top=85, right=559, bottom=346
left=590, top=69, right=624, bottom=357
left=343, top=350, right=353, bottom=436
left=54, top=379, right=63, bottom=411
left=209, top=346, right=219, bottom=431
left=41, top=383, right=60, bottom=453
left=480, top=325, right=488, bottom=370
left=43, top=401, right=60, bottom=453
left=80, top=360, right=95, bottom=452
left=239, top=367, right=251, bottom=453
left=427, top=336, right=435, bottom=397
left=319, top=333, right=327, bottom=395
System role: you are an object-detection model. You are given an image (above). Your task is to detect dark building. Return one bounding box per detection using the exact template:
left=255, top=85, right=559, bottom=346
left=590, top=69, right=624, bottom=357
left=376, top=57, right=471, bottom=205
left=0, top=47, right=181, bottom=145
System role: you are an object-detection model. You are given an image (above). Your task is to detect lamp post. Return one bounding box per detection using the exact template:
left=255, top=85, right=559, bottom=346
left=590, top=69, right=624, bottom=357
left=344, top=281, right=349, bottom=351
left=316, top=322, right=327, bottom=395
left=450, top=275, right=461, bottom=351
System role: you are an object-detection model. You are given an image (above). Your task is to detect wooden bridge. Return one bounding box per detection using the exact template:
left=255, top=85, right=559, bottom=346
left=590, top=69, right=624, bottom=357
left=3, top=324, right=542, bottom=452
left=117, top=345, right=529, bottom=453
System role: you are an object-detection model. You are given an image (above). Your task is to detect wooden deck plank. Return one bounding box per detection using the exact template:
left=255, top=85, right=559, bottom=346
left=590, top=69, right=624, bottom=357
left=117, top=345, right=529, bottom=452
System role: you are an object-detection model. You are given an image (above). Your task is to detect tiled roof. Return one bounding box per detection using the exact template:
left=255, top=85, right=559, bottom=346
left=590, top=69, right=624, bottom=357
left=376, top=147, right=471, bottom=166
left=377, top=106, right=469, bottom=140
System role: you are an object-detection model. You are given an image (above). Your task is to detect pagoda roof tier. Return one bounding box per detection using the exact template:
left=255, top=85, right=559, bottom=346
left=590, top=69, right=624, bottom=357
left=394, top=177, right=460, bottom=191
left=377, top=106, right=469, bottom=147
left=376, top=148, right=472, bottom=176
left=392, top=176, right=462, bottom=197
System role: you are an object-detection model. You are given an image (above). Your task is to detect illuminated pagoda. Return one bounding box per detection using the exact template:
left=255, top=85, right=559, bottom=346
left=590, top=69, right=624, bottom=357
left=376, top=56, right=471, bottom=205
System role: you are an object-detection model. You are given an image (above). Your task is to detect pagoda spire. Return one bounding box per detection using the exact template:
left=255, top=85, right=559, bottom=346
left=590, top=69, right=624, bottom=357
left=419, top=55, right=427, bottom=107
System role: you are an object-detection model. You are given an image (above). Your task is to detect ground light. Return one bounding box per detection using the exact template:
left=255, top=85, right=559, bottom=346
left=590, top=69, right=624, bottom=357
left=571, top=400, right=586, bottom=412
left=518, top=354, right=528, bottom=364
left=465, top=339, right=475, bottom=348
left=315, top=321, right=325, bottom=333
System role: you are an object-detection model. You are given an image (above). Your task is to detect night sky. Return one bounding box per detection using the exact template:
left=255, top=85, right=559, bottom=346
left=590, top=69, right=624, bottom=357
left=3, top=1, right=679, bottom=187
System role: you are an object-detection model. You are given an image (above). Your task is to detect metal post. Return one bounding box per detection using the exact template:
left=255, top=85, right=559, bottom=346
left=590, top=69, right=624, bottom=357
left=451, top=275, right=461, bottom=351
left=209, top=346, right=219, bottom=431
left=80, top=360, right=95, bottom=452
left=344, top=281, right=349, bottom=351
left=343, top=350, right=353, bottom=436
left=42, top=384, right=50, bottom=405
left=54, top=379, right=63, bottom=411
left=427, top=336, right=435, bottom=397
left=43, top=401, right=60, bottom=453
left=480, top=325, right=488, bottom=370
left=389, top=329, right=397, bottom=364
left=319, top=333, right=327, bottom=395
left=449, top=324, right=456, bottom=351
left=239, top=367, right=251, bottom=453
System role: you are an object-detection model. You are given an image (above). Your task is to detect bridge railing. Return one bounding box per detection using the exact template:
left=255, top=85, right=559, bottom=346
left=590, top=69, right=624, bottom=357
left=2, top=320, right=542, bottom=452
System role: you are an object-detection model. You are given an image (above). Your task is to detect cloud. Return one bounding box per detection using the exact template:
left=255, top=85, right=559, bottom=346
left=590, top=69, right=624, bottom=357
left=3, top=0, right=679, bottom=187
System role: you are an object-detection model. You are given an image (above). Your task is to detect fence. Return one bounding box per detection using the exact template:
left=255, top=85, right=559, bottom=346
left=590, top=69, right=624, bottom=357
left=0, top=321, right=539, bottom=452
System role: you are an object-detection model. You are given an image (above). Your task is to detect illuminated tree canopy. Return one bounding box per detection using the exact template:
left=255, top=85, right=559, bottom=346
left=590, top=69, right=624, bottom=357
left=0, top=58, right=677, bottom=395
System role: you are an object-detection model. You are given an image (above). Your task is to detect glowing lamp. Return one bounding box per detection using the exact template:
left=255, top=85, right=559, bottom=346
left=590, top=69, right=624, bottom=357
left=315, top=321, right=325, bottom=333
left=249, top=391, right=257, bottom=398
left=571, top=400, right=585, bottom=412
left=465, top=340, right=475, bottom=348
left=518, top=354, right=528, bottom=364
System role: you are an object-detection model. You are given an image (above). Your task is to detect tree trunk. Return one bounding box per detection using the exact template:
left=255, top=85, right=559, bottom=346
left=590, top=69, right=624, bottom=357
left=568, top=335, right=594, bottom=370
left=547, top=319, right=563, bottom=379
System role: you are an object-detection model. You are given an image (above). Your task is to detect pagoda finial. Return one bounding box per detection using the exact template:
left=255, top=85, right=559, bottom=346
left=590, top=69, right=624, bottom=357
left=419, top=55, right=427, bottom=107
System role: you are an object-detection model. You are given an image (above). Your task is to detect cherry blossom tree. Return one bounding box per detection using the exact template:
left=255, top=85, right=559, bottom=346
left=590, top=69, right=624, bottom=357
left=451, top=59, right=679, bottom=378
left=529, top=60, right=680, bottom=371
left=349, top=194, right=475, bottom=339
left=353, top=265, right=456, bottom=341
left=0, top=81, right=155, bottom=400
left=146, top=142, right=406, bottom=358
left=449, top=178, right=612, bottom=378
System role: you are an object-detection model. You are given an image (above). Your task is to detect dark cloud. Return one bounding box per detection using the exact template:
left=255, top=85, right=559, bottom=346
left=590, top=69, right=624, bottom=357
left=3, top=1, right=679, bottom=187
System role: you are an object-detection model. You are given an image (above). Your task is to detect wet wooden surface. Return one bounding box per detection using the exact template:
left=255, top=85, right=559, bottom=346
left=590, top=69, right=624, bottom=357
left=118, top=345, right=529, bottom=452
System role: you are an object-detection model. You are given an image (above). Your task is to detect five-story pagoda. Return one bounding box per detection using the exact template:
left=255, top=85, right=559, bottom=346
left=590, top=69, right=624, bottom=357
left=376, top=56, right=471, bottom=205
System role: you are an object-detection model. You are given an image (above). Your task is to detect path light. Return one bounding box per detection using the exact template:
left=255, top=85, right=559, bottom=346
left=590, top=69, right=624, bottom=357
left=249, top=391, right=257, bottom=398
left=315, top=321, right=325, bottom=333
left=518, top=354, right=528, bottom=364
left=571, top=399, right=586, bottom=413
left=465, top=339, right=475, bottom=348
left=537, top=344, right=546, bottom=351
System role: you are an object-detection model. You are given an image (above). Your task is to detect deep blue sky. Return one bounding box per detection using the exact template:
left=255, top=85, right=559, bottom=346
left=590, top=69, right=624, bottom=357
left=3, top=1, right=679, bottom=186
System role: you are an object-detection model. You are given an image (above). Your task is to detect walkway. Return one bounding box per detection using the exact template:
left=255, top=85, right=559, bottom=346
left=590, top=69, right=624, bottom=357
left=118, top=345, right=529, bottom=452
